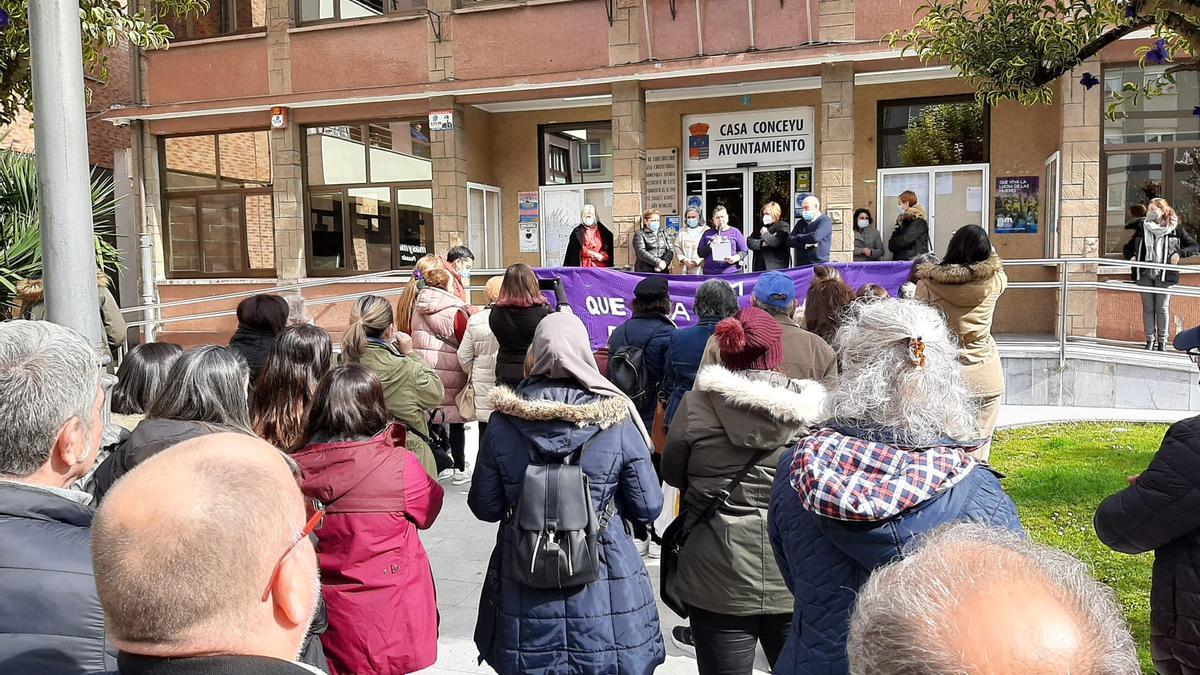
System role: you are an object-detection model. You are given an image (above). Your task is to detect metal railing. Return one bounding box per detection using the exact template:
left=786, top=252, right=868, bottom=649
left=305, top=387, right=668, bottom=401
left=119, top=257, right=1200, bottom=372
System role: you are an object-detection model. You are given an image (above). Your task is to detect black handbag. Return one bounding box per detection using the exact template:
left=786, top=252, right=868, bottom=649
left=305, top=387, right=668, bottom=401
left=407, top=409, right=455, bottom=474
left=660, top=448, right=770, bottom=619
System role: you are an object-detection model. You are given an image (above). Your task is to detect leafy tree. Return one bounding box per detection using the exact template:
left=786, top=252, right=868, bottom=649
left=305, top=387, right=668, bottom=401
left=897, top=101, right=987, bottom=166
left=0, top=0, right=207, bottom=127
left=890, top=0, right=1198, bottom=114
left=0, top=145, right=120, bottom=313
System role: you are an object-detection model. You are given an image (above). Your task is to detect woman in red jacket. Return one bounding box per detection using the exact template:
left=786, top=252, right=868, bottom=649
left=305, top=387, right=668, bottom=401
left=292, top=364, right=444, bottom=675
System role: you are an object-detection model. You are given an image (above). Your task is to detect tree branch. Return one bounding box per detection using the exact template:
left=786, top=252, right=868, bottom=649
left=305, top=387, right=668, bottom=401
left=1030, top=18, right=1155, bottom=86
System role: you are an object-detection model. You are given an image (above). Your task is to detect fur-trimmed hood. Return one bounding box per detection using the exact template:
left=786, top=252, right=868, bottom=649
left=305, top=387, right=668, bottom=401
left=916, top=253, right=1003, bottom=285
left=692, top=364, right=826, bottom=449
left=915, top=254, right=1007, bottom=309
left=16, top=271, right=109, bottom=304
left=490, top=381, right=631, bottom=457
left=898, top=204, right=927, bottom=223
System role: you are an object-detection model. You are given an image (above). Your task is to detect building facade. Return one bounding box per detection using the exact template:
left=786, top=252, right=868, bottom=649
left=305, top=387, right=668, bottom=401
left=113, top=0, right=1196, bottom=344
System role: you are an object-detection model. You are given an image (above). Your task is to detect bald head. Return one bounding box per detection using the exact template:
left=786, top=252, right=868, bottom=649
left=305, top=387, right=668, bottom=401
left=92, top=433, right=316, bottom=659
left=847, top=523, right=1138, bottom=675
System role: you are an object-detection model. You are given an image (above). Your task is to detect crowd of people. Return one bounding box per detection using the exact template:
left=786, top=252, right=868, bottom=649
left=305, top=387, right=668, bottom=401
left=3, top=211, right=1197, bottom=675
left=563, top=190, right=931, bottom=273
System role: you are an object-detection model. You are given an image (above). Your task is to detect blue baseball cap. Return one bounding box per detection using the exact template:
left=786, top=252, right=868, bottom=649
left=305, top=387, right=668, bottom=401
left=1175, top=325, right=1200, bottom=352
left=752, top=272, right=797, bottom=311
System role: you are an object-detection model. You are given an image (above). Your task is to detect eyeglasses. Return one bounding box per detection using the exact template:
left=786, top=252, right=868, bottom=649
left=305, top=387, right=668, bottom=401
left=260, top=498, right=324, bottom=603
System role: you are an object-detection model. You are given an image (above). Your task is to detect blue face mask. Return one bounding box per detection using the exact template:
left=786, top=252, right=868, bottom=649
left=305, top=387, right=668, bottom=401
left=648, top=222, right=660, bottom=232
left=801, top=210, right=817, bottom=223
left=686, top=218, right=700, bottom=228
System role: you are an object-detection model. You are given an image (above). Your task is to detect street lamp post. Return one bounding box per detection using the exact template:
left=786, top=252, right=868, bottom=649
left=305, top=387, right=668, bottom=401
left=28, top=0, right=104, bottom=350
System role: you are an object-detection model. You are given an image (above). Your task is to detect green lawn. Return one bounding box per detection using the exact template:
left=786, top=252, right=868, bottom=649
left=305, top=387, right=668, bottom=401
left=991, top=423, right=1169, bottom=674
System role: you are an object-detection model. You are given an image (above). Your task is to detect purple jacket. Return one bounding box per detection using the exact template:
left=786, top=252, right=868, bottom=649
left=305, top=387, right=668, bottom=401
left=698, top=227, right=749, bottom=275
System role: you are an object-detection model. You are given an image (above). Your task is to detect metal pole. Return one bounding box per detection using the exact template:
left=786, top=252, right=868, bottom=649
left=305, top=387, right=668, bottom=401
left=29, top=0, right=104, bottom=349
left=1058, top=260, right=1069, bottom=371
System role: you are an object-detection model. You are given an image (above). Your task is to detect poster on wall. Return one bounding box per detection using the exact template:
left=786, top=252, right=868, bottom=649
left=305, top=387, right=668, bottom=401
left=646, top=149, right=679, bottom=214
left=994, top=177, right=1039, bottom=234
left=794, top=167, right=814, bottom=220
left=682, top=108, right=816, bottom=170
left=519, top=222, right=539, bottom=252
left=518, top=192, right=539, bottom=223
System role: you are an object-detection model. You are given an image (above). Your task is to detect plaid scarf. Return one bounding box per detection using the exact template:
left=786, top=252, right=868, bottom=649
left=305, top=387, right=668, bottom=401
left=791, top=428, right=977, bottom=522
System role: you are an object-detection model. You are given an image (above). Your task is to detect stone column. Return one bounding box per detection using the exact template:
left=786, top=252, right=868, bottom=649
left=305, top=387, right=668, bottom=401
left=609, top=0, right=641, bottom=65
left=428, top=0, right=454, bottom=81
left=266, top=0, right=293, bottom=95
left=819, top=0, right=855, bottom=42
left=430, top=95, right=468, bottom=256
left=819, top=63, right=855, bottom=262
left=271, top=125, right=305, bottom=280
left=611, top=81, right=646, bottom=269
left=1056, top=59, right=1101, bottom=339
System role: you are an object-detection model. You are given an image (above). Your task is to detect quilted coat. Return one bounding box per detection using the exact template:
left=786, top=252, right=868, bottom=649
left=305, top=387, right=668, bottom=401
left=1096, top=414, right=1200, bottom=675
left=293, top=423, right=444, bottom=675
left=458, top=307, right=501, bottom=423
left=767, top=424, right=1022, bottom=674
left=468, top=379, right=666, bottom=675
left=662, top=366, right=826, bottom=617
left=607, top=312, right=676, bottom=431
left=411, top=286, right=470, bottom=424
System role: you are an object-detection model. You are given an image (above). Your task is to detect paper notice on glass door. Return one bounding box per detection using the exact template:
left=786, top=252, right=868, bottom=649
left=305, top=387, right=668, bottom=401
left=710, top=237, right=733, bottom=261
left=966, top=186, right=983, bottom=213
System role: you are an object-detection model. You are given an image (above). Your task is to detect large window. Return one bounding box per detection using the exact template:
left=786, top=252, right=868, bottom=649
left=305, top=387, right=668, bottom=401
left=539, top=123, right=613, bottom=185
left=304, top=122, right=434, bottom=274
left=298, top=0, right=427, bottom=24
left=878, top=96, right=989, bottom=169
left=162, top=1, right=266, bottom=40
left=1102, top=67, right=1200, bottom=255
left=468, top=183, right=502, bottom=269
left=162, top=132, right=274, bottom=277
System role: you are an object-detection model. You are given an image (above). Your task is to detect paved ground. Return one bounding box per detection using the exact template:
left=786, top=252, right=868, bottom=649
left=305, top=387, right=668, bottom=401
left=420, top=405, right=1194, bottom=673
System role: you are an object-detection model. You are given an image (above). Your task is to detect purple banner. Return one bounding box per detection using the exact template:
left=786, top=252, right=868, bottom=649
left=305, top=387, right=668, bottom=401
left=536, top=263, right=914, bottom=351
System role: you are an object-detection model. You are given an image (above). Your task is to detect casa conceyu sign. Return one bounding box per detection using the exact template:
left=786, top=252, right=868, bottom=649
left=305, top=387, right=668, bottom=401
left=683, top=107, right=815, bottom=171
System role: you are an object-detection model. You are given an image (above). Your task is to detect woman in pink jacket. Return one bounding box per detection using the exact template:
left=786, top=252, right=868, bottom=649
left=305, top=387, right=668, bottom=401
left=292, top=364, right=444, bottom=675
left=411, top=267, right=473, bottom=483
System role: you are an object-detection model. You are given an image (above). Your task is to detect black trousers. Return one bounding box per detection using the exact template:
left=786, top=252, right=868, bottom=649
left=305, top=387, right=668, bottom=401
left=449, top=422, right=466, bottom=472
left=687, top=605, right=792, bottom=675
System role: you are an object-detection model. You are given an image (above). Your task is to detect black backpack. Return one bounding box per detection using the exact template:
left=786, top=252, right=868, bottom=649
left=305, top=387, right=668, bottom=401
left=503, top=437, right=616, bottom=589
left=608, top=331, right=649, bottom=406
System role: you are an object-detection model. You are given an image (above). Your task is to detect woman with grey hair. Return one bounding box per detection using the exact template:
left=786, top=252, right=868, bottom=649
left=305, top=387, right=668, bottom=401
left=661, top=279, right=740, bottom=430
left=90, top=345, right=255, bottom=502
left=766, top=298, right=1022, bottom=675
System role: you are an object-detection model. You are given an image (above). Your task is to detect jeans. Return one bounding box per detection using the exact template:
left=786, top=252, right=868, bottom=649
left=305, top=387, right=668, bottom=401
left=1141, top=289, right=1171, bottom=342
left=449, top=422, right=466, bottom=472
left=687, top=605, right=792, bottom=675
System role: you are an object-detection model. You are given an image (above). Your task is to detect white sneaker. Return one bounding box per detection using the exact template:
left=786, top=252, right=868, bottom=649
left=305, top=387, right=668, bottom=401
left=671, top=626, right=696, bottom=657
left=635, top=537, right=650, bottom=557
left=647, top=541, right=661, bottom=559
left=451, top=468, right=472, bottom=485
left=437, top=469, right=454, bottom=482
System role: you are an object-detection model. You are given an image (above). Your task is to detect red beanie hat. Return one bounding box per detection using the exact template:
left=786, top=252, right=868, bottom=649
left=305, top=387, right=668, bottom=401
left=715, top=306, right=784, bottom=372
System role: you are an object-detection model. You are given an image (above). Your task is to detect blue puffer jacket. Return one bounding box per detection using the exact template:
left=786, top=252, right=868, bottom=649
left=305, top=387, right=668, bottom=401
left=661, top=317, right=720, bottom=428
left=469, top=378, right=666, bottom=675
left=607, top=313, right=675, bottom=431
left=0, top=482, right=116, bottom=674
left=767, top=425, right=1023, bottom=675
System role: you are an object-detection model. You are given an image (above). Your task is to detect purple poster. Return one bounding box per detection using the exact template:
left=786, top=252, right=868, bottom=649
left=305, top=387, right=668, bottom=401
left=536, top=263, right=914, bottom=350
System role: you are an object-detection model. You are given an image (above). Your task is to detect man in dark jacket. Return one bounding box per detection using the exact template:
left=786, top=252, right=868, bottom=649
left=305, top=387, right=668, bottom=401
left=1096, top=326, right=1200, bottom=674
left=0, top=320, right=115, bottom=674
left=789, top=195, right=833, bottom=266
left=92, top=434, right=323, bottom=675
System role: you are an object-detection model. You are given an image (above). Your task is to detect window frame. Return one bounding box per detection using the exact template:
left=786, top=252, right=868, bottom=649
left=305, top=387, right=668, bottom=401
left=467, top=182, right=503, bottom=269
left=294, top=0, right=428, bottom=27
left=1099, top=63, right=1200, bottom=256
left=876, top=94, right=991, bottom=169
left=302, top=120, right=435, bottom=277
left=537, top=121, right=613, bottom=187
left=163, top=0, right=268, bottom=42
left=159, top=130, right=276, bottom=279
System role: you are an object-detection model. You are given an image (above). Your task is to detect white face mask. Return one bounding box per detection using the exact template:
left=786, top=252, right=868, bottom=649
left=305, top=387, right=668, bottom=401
left=582, top=216, right=596, bottom=226
left=898, top=204, right=907, bottom=216
left=1147, top=209, right=1162, bottom=223
left=856, top=218, right=869, bottom=229
left=762, top=214, right=774, bottom=226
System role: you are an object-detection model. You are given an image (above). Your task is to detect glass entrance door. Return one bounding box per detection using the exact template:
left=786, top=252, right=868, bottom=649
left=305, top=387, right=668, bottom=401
left=877, top=164, right=989, bottom=259
left=705, top=171, right=746, bottom=234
